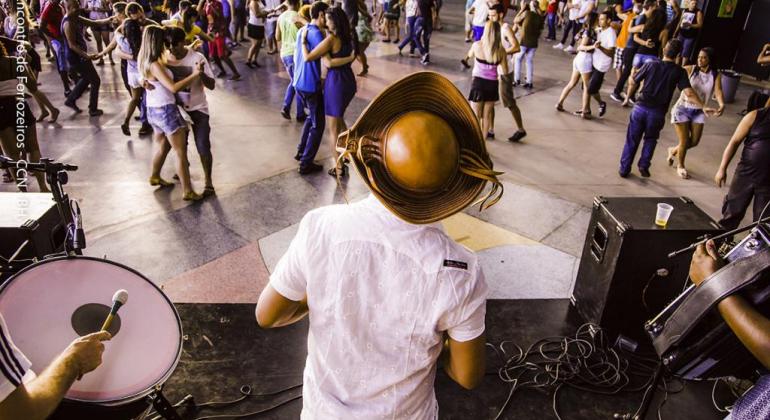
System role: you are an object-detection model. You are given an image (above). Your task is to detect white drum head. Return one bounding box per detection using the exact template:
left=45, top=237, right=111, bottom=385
left=0, top=257, right=182, bottom=404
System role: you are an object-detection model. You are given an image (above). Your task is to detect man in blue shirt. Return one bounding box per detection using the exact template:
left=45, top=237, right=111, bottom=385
left=292, top=1, right=329, bottom=175
left=618, top=39, right=707, bottom=178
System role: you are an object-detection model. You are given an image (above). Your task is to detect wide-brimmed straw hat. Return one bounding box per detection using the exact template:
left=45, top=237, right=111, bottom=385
left=336, top=71, right=503, bottom=224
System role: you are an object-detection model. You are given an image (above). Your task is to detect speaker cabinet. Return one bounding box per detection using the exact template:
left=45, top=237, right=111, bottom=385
left=0, top=193, right=65, bottom=278
left=571, top=196, right=723, bottom=345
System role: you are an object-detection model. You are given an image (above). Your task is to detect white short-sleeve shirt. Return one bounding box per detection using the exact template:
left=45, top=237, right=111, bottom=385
left=0, top=313, right=34, bottom=403
left=471, top=0, right=489, bottom=27
left=269, top=195, right=488, bottom=420
left=593, top=26, right=617, bottom=73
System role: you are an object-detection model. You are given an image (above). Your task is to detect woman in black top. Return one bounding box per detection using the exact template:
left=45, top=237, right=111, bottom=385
left=716, top=106, right=770, bottom=230
left=631, top=8, right=666, bottom=68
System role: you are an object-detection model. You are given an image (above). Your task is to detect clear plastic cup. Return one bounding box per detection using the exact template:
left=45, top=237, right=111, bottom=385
left=655, top=203, right=674, bottom=227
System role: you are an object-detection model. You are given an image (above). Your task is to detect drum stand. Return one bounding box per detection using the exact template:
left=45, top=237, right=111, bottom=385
left=140, top=386, right=186, bottom=420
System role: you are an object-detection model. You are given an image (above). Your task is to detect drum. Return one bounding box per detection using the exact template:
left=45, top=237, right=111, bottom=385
left=0, top=256, right=182, bottom=419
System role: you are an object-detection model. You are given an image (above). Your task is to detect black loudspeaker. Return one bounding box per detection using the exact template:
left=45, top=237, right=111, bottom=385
left=570, top=196, right=722, bottom=345
left=0, top=193, right=66, bottom=278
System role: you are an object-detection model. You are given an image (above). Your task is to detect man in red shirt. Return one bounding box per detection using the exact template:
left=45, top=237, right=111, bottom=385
left=204, top=0, right=241, bottom=80
left=39, top=0, right=71, bottom=95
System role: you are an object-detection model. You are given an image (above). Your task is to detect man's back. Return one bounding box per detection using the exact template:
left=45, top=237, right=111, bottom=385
left=269, top=196, right=488, bottom=419
left=292, top=24, right=324, bottom=93
left=636, top=60, right=690, bottom=109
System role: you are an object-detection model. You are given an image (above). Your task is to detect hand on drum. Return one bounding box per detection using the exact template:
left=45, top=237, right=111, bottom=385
left=689, top=240, right=724, bottom=286
left=64, top=331, right=112, bottom=379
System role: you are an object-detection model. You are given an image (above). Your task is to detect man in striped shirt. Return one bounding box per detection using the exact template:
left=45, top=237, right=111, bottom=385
left=0, top=314, right=110, bottom=419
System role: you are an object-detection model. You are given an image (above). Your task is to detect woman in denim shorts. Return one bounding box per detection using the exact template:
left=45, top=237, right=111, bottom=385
left=138, top=25, right=205, bottom=201
left=666, top=48, right=725, bottom=179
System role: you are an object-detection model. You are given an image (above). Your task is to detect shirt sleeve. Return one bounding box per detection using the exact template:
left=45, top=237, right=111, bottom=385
left=677, top=68, right=692, bottom=91
left=633, top=61, right=650, bottom=84
left=268, top=213, right=314, bottom=302
left=0, top=314, right=31, bottom=403
left=437, top=262, right=489, bottom=342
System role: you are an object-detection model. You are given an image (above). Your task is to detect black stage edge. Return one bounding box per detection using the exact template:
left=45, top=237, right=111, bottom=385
left=164, top=301, right=735, bottom=419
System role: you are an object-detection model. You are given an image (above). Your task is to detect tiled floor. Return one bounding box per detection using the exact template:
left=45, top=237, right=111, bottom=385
left=0, top=0, right=758, bottom=417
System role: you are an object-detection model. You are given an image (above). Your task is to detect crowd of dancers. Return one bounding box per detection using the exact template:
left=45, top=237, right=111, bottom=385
left=0, top=0, right=768, bottom=224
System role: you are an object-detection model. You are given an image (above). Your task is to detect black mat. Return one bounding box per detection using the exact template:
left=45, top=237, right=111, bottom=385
left=161, top=300, right=734, bottom=419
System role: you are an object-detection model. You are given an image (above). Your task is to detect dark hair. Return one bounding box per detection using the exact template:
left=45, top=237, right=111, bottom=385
left=123, top=18, right=143, bottom=60
left=286, top=0, right=299, bottom=10
left=642, top=0, right=656, bottom=9
left=179, top=0, right=191, bottom=11
left=325, top=7, right=352, bottom=46
left=582, top=12, right=598, bottom=39
left=126, top=2, right=144, bottom=15
left=490, top=3, right=504, bottom=13
left=310, top=1, right=329, bottom=19
left=663, top=38, right=682, bottom=59
left=644, top=8, right=666, bottom=34
left=699, top=47, right=715, bottom=65
left=182, top=7, right=198, bottom=33
left=113, top=1, right=127, bottom=13
left=165, top=26, right=186, bottom=46
left=599, top=10, right=611, bottom=21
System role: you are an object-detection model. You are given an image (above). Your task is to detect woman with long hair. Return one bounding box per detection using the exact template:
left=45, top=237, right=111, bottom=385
left=623, top=7, right=667, bottom=104
left=555, top=12, right=597, bottom=119
left=666, top=47, right=724, bottom=178
left=300, top=6, right=357, bottom=176
left=466, top=19, right=507, bottom=139
left=137, top=25, right=203, bottom=200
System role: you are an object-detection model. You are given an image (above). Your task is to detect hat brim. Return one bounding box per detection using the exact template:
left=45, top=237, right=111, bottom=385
left=339, top=71, right=496, bottom=224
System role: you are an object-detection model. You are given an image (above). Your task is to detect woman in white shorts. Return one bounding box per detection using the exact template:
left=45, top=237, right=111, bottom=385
left=555, top=13, right=597, bottom=119
left=666, top=47, right=725, bottom=179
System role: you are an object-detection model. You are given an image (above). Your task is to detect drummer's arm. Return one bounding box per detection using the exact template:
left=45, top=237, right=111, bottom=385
left=256, top=285, right=308, bottom=328
left=689, top=241, right=770, bottom=369
left=0, top=331, right=110, bottom=420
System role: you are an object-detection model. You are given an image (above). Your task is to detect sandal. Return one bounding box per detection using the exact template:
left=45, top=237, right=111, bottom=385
left=581, top=110, right=592, bottom=120
left=183, top=191, right=204, bottom=201
left=677, top=167, right=690, bottom=179
left=666, top=147, right=676, bottom=166
left=149, top=176, right=174, bottom=187
left=555, top=104, right=565, bottom=112
left=203, top=186, right=216, bottom=197
left=327, top=165, right=348, bottom=177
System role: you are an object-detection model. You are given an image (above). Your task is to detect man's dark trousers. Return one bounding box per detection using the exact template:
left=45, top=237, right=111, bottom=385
left=297, top=90, right=325, bottom=168
left=619, top=104, right=666, bottom=175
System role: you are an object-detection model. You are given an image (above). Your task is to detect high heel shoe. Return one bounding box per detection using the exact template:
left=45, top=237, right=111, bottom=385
left=149, top=177, right=174, bottom=187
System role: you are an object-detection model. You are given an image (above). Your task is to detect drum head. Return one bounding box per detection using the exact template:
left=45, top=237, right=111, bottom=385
left=0, top=257, right=182, bottom=404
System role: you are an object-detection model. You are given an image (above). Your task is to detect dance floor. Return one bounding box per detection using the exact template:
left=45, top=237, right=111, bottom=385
left=1, top=0, right=759, bottom=417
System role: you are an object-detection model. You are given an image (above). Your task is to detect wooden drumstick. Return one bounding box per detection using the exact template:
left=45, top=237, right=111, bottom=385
left=101, top=289, right=128, bottom=331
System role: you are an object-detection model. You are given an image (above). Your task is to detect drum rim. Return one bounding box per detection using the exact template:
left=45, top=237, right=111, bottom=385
left=0, top=255, right=184, bottom=405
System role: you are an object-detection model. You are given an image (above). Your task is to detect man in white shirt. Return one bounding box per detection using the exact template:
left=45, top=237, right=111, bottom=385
left=586, top=11, right=616, bottom=117
left=467, top=0, right=492, bottom=41
left=0, top=314, right=110, bottom=419
left=256, top=72, right=500, bottom=419
left=165, top=26, right=217, bottom=196
left=553, top=0, right=580, bottom=51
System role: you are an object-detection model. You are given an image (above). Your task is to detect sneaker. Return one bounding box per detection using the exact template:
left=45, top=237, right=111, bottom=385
left=564, top=45, right=576, bottom=54
left=298, top=162, right=323, bottom=175
left=420, top=54, right=430, bottom=65
left=598, top=101, right=607, bottom=117
left=513, top=79, right=521, bottom=87
left=281, top=109, right=291, bottom=120
left=523, top=83, right=533, bottom=90
left=553, top=43, right=564, bottom=49
left=296, top=114, right=307, bottom=123
left=610, top=92, right=624, bottom=103
left=88, top=109, right=104, bottom=117
left=508, top=130, right=527, bottom=142
left=294, top=152, right=301, bottom=161
left=639, top=168, right=651, bottom=178
left=618, top=170, right=630, bottom=178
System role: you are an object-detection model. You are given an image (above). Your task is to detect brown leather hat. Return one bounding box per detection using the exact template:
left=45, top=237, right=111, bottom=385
left=336, top=71, right=503, bottom=224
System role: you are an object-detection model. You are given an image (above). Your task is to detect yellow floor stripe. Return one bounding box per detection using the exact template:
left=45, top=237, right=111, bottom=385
left=442, top=213, right=538, bottom=252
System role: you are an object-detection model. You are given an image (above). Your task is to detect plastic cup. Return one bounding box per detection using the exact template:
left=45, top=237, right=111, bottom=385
left=655, top=203, right=674, bottom=227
